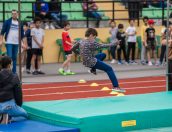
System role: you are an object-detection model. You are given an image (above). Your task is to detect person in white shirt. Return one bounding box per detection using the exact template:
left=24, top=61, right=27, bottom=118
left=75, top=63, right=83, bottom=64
left=0, top=10, right=24, bottom=73
left=126, top=19, right=137, bottom=64
left=31, top=17, right=45, bottom=75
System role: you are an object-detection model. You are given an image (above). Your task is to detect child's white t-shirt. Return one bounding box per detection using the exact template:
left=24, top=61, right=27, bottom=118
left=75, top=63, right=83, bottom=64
left=31, top=28, right=44, bottom=49
left=126, top=26, right=136, bottom=42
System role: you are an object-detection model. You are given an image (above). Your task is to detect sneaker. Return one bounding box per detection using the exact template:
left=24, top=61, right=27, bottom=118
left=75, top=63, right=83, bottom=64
left=148, top=61, right=153, bottom=66
left=37, top=70, right=45, bottom=74
left=66, top=71, right=76, bottom=75
left=141, top=61, right=146, bottom=65
left=131, top=61, right=137, bottom=64
left=118, top=61, right=123, bottom=65
left=110, top=59, right=116, bottom=64
left=125, top=61, right=129, bottom=65
left=88, top=68, right=97, bottom=75
left=112, top=87, right=126, bottom=93
left=58, top=68, right=66, bottom=75
left=26, top=69, right=31, bottom=74
left=32, top=71, right=38, bottom=75
left=0, top=114, right=9, bottom=124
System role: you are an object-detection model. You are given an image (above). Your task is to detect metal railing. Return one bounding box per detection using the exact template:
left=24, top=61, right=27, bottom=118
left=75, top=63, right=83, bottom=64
left=0, top=0, right=169, bottom=27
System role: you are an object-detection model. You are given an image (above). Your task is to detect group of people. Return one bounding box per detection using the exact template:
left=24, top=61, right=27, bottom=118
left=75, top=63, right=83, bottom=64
left=34, top=0, right=103, bottom=29
left=0, top=10, right=45, bottom=75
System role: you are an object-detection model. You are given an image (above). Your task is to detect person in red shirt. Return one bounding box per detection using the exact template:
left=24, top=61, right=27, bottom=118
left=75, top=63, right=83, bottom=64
left=58, top=22, right=75, bottom=75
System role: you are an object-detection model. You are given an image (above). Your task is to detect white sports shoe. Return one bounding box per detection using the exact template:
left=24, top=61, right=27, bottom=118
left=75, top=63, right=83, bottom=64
left=110, top=59, right=116, bottom=64
left=148, top=61, right=153, bottom=66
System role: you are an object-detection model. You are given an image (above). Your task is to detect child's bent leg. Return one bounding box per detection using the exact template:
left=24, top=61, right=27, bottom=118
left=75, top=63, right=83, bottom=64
left=93, top=60, right=119, bottom=87
left=95, top=53, right=106, bottom=61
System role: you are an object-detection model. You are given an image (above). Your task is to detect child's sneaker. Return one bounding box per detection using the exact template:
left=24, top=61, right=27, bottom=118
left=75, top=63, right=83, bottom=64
left=148, top=61, right=153, bottom=66
left=58, top=68, right=65, bottom=75
left=0, top=114, right=9, bottom=124
left=88, top=68, right=97, bottom=75
left=112, top=87, right=126, bottom=93
left=118, top=61, right=123, bottom=65
left=110, top=59, right=116, bottom=64
left=66, top=71, right=76, bottom=75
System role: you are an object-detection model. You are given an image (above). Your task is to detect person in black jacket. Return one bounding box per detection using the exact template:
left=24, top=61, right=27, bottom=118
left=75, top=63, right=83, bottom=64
left=0, top=56, right=28, bottom=124
left=116, top=24, right=129, bottom=65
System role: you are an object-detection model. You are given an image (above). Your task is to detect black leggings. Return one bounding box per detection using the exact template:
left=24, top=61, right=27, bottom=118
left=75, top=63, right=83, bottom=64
left=127, top=42, right=136, bottom=61
left=110, top=46, right=116, bottom=59
left=117, top=44, right=128, bottom=62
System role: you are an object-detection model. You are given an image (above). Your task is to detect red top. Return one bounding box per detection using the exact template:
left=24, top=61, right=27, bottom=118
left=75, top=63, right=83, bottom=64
left=62, top=31, right=72, bottom=51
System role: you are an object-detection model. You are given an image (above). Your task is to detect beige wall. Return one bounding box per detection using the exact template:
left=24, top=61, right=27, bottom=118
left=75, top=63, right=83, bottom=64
left=1, top=26, right=164, bottom=63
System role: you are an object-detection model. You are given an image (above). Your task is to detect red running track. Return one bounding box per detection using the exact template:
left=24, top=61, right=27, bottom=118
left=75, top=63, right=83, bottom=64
left=23, top=76, right=166, bottom=102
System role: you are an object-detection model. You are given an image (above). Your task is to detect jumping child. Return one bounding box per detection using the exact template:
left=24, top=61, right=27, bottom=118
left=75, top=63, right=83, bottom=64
left=72, top=28, right=125, bottom=92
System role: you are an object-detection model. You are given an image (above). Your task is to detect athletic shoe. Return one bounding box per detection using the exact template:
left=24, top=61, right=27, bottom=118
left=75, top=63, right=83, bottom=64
left=110, top=59, right=116, bottom=64
left=118, top=61, right=123, bottom=65
left=58, top=68, right=67, bottom=75
left=66, top=71, right=76, bottom=75
left=26, top=69, right=31, bottom=74
left=37, top=70, right=45, bottom=74
left=88, top=68, right=97, bottom=75
left=112, top=87, right=126, bottom=93
left=148, top=61, right=153, bottom=66
left=32, top=71, right=38, bottom=75
left=0, top=114, right=9, bottom=124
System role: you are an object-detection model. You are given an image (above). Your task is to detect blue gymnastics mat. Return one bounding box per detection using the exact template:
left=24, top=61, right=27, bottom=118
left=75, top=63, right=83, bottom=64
left=0, top=120, right=79, bottom=132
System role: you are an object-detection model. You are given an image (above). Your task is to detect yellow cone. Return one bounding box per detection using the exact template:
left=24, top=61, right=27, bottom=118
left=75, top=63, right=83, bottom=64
left=110, top=91, right=119, bottom=95
left=117, top=93, right=125, bottom=96
left=90, top=83, right=99, bottom=86
left=101, top=87, right=110, bottom=91
left=78, top=79, right=86, bottom=83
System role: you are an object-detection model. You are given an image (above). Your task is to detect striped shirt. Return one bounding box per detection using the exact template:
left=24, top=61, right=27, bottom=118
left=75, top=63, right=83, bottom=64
left=72, top=39, right=116, bottom=67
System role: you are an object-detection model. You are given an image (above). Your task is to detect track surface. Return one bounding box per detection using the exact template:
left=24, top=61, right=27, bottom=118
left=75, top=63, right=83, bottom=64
left=23, top=76, right=166, bottom=102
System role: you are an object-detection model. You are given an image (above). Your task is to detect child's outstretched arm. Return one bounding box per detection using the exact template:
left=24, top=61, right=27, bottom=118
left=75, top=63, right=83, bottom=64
left=94, top=39, right=119, bottom=49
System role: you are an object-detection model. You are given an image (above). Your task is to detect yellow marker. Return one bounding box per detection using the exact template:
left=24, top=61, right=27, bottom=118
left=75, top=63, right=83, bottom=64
left=101, top=87, right=110, bottom=91
left=110, top=91, right=119, bottom=95
left=90, top=83, right=99, bottom=86
left=78, top=79, right=86, bottom=83
left=117, top=93, right=125, bottom=96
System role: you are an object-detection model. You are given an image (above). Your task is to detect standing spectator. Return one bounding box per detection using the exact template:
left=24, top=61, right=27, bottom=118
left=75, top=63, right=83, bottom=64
left=159, top=21, right=168, bottom=66
left=116, top=24, right=129, bottom=65
left=31, top=17, right=45, bottom=75
left=140, top=16, right=149, bottom=65
left=126, top=19, right=137, bottom=64
left=34, top=0, right=55, bottom=29
left=23, top=22, right=36, bottom=74
left=145, top=19, right=158, bottom=66
left=109, top=20, right=118, bottom=64
left=0, top=56, right=28, bottom=124
left=0, top=10, right=24, bottom=74
left=82, top=0, right=102, bottom=28
left=49, top=0, right=68, bottom=28
left=58, top=22, right=75, bottom=75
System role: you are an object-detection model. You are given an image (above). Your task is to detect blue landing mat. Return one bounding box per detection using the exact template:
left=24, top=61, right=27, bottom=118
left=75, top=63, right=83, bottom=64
left=0, top=120, right=79, bottom=132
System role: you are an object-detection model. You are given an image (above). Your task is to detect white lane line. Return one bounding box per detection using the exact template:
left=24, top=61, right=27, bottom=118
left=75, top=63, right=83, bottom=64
left=24, top=85, right=165, bottom=97
left=23, top=79, right=165, bottom=91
